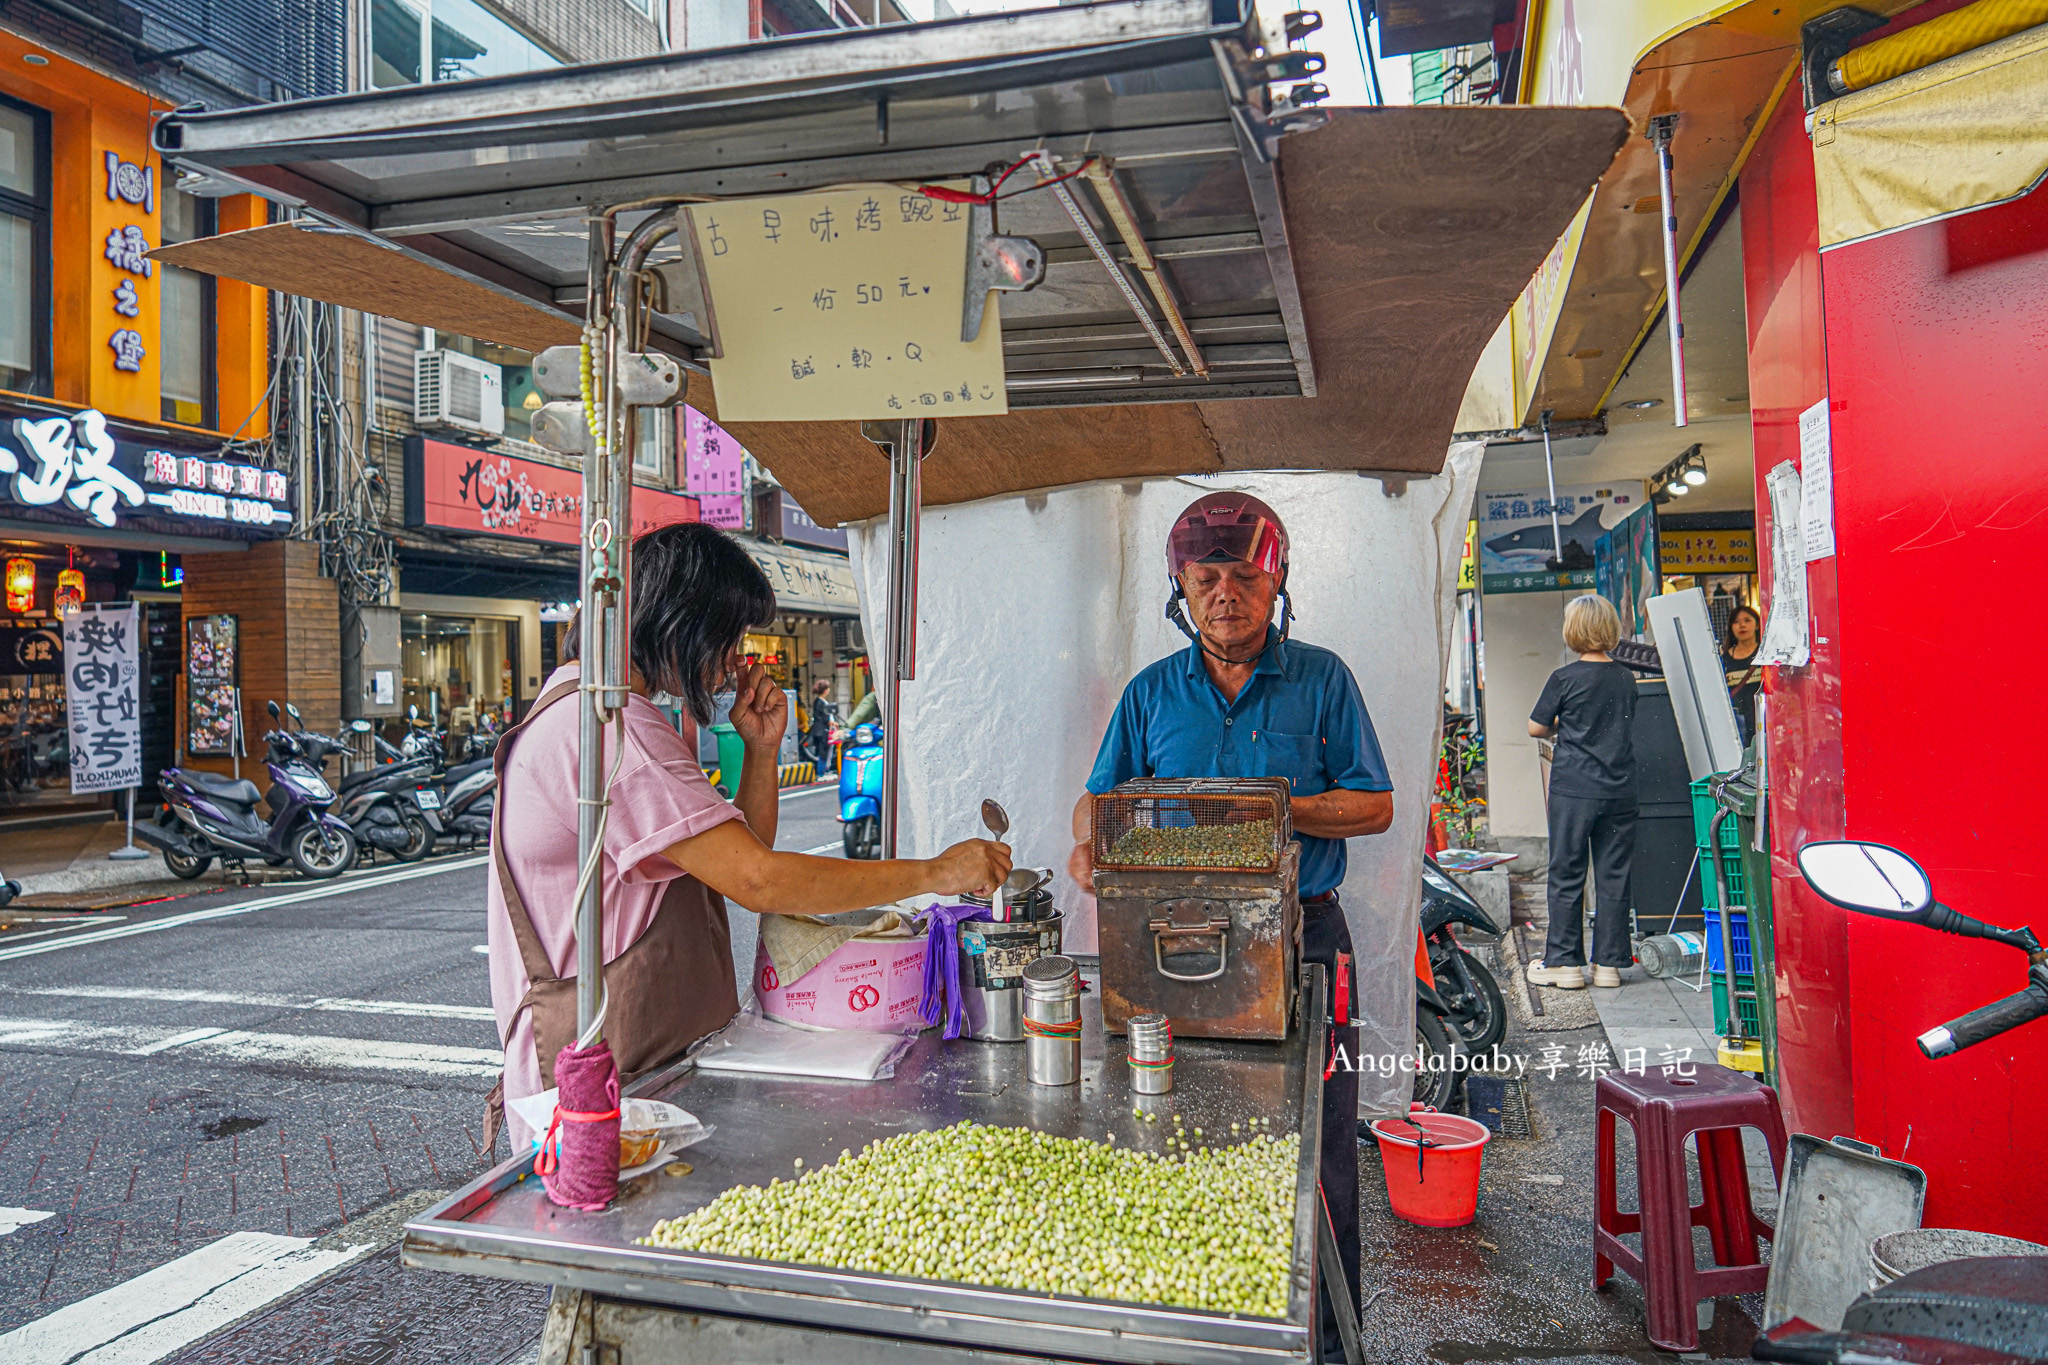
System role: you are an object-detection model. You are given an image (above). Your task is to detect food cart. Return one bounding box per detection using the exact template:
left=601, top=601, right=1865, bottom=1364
left=150, top=3, right=1626, bottom=1358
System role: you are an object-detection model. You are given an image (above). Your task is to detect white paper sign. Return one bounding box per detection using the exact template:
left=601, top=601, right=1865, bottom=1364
left=1798, top=398, right=1836, bottom=562
left=1757, top=462, right=1810, bottom=668
left=64, top=602, right=142, bottom=794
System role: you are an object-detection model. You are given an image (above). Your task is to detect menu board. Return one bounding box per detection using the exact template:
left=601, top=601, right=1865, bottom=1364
left=185, top=613, right=238, bottom=756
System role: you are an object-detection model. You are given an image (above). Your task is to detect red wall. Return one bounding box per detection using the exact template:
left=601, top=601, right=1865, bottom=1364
left=1743, top=94, right=2048, bottom=1237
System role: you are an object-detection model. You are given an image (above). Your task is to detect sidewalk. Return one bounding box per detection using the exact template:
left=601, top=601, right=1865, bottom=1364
left=0, top=810, right=212, bottom=904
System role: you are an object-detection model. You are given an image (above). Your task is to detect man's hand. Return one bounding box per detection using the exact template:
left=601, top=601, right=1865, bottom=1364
left=730, top=662, right=788, bottom=751
left=926, top=839, right=1013, bottom=897
left=1067, top=792, right=1095, bottom=890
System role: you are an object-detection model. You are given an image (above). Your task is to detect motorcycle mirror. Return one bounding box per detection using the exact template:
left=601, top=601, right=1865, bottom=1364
left=408, top=705, right=419, bottom=720
left=267, top=700, right=281, bottom=719
left=350, top=719, right=372, bottom=733
left=1797, top=841, right=1934, bottom=921
left=286, top=702, right=302, bottom=722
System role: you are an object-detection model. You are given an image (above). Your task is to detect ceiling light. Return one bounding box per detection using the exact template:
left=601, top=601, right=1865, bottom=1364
left=23, top=53, right=49, bottom=65
left=1623, top=398, right=1662, bottom=410
left=1667, top=480, right=1689, bottom=496
left=1684, top=464, right=1708, bottom=486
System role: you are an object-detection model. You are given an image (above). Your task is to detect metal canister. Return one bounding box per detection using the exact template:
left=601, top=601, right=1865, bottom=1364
left=1126, top=1012, right=1174, bottom=1094
left=1022, top=955, right=1081, bottom=1086
left=957, top=913, right=1064, bottom=1043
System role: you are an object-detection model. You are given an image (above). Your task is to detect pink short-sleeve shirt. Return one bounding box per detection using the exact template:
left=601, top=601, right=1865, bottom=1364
left=488, top=664, right=743, bottom=1148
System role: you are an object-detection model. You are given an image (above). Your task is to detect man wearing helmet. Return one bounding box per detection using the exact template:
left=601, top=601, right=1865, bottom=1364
left=1069, top=490, right=1393, bottom=1351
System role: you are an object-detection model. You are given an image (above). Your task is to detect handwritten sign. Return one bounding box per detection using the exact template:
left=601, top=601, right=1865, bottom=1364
left=688, top=186, right=1007, bottom=422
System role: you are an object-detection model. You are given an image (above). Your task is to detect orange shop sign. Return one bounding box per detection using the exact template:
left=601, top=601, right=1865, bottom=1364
left=1659, top=529, right=1757, bottom=574
left=402, top=437, right=699, bottom=545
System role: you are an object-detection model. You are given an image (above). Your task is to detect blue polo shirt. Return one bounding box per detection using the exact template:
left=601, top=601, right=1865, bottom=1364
left=1086, top=630, right=1392, bottom=898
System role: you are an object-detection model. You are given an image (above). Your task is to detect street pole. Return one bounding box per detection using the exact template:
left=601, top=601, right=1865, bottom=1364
left=1540, top=409, right=1564, bottom=571
left=575, top=216, right=617, bottom=1044
left=1650, top=113, right=1688, bottom=429
left=880, top=418, right=923, bottom=860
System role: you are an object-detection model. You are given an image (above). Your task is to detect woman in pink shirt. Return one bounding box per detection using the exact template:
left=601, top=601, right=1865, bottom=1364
left=486, top=523, right=1009, bottom=1149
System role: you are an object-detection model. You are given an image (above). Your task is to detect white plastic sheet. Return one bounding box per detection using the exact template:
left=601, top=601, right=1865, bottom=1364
left=848, top=445, right=1484, bottom=1115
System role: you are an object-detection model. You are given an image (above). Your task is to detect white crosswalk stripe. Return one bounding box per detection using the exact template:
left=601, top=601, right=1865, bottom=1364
left=0, top=1206, right=55, bottom=1238
left=0, top=1014, right=502, bottom=1077
left=0, top=1231, right=371, bottom=1363
left=0, top=983, right=496, bottom=1021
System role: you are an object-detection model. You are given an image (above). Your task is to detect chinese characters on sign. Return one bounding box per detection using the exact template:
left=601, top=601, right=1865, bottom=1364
left=403, top=438, right=700, bottom=545
left=5, top=411, right=146, bottom=528
left=65, top=603, right=141, bottom=795
left=688, top=184, right=1008, bottom=422
left=0, top=409, right=292, bottom=532
left=1657, top=530, right=1758, bottom=575
left=103, top=153, right=154, bottom=376
left=683, top=406, right=747, bottom=529
left=1477, top=484, right=1635, bottom=594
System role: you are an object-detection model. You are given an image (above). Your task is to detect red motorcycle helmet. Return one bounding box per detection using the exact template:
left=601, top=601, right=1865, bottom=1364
left=1163, top=490, right=1295, bottom=653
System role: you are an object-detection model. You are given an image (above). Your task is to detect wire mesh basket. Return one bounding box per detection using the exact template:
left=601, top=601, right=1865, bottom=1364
left=1091, top=778, right=1292, bottom=873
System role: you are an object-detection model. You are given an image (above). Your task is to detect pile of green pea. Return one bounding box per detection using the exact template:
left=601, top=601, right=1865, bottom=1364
left=1107, top=817, right=1279, bottom=869
left=638, top=1120, right=1299, bottom=1316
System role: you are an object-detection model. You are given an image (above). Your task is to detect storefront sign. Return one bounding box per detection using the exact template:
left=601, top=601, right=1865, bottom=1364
left=781, top=495, right=848, bottom=551
left=1457, top=520, right=1477, bottom=592
left=683, top=406, right=747, bottom=530
left=1, top=622, right=63, bottom=675
left=0, top=407, right=294, bottom=536
left=744, top=541, right=860, bottom=616
left=404, top=437, right=700, bottom=545
left=1658, top=529, right=1757, bottom=574
left=1477, top=483, right=1638, bottom=594
left=64, top=603, right=141, bottom=793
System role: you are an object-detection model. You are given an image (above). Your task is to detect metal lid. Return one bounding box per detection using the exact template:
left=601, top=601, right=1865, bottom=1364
left=1126, top=1013, right=1172, bottom=1049
left=1021, top=954, right=1080, bottom=1000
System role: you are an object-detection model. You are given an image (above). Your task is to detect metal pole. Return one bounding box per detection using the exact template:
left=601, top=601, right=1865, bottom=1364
left=879, top=418, right=923, bottom=860
left=1539, top=409, right=1564, bottom=572
left=575, top=217, right=616, bottom=1042
left=1650, top=114, right=1688, bottom=430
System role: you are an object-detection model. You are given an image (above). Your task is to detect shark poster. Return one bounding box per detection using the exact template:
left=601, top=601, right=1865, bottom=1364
left=1477, top=484, right=1641, bottom=594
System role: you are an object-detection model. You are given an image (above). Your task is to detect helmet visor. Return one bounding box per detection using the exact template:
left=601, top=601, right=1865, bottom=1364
left=1168, top=512, right=1286, bottom=579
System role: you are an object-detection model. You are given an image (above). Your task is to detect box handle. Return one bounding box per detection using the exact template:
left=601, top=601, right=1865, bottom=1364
left=1148, top=910, right=1231, bottom=983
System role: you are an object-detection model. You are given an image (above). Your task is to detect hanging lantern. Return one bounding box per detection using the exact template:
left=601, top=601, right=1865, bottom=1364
left=55, top=567, right=85, bottom=616
left=4, top=558, right=34, bottom=614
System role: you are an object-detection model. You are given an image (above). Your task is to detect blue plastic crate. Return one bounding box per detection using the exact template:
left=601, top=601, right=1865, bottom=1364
left=1704, top=905, right=1754, bottom=977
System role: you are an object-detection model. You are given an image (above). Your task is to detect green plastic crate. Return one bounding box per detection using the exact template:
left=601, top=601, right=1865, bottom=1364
left=1712, top=970, right=1762, bottom=1039
left=1690, top=778, right=1748, bottom=910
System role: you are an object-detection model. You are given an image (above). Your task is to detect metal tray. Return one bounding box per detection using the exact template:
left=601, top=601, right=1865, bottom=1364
left=405, top=966, right=1327, bottom=1364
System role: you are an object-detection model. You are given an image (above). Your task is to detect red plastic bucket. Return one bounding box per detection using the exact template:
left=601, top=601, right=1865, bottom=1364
left=1369, top=1105, right=1491, bottom=1228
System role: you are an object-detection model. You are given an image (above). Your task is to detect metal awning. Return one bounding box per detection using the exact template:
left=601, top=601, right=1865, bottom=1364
left=152, top=0, right=1629, bottom=520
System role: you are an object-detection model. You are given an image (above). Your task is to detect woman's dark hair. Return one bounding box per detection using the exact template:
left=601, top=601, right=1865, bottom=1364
left=562, top=522, right=776, bottom=723
left=1723, top=605, right=1762, bottom=653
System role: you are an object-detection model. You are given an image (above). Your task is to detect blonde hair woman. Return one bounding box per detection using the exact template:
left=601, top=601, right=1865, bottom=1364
left=1525, top=594, right=1638, bottom=989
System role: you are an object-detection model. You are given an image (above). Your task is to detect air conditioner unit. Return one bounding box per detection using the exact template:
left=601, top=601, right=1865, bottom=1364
left=414, top=349, right=504, bottom=436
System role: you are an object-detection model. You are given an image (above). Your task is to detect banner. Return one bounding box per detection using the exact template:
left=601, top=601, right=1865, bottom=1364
left=1477, top=484, right=1640, bottom=593
left=404, top=437, right=700, bottom=545
left=64, top=602, right=141, bottom=794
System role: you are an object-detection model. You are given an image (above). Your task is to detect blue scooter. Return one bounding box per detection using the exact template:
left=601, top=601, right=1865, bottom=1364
left=838, top=723, right=884, bottom=859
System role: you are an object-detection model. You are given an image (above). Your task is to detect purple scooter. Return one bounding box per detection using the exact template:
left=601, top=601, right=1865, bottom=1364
left=138, top=700, right=358, bottom=880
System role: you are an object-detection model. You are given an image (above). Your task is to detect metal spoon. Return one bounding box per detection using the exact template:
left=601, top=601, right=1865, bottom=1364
left=981, top=800, right=1010, bottom=919
left=1001, top=867, right=1052, bottom=920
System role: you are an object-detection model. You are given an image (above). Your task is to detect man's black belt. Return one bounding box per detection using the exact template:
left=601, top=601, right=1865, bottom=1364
left=1302, top=891, right=1339, bottom=907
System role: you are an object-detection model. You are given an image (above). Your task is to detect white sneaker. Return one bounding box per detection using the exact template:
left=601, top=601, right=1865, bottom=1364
left=1527, top=961, right=1588, bottom=990
left=1590, top=965, right=1623, bottom=988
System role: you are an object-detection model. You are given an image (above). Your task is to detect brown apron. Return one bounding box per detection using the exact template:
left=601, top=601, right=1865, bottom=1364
left=482, top=678, right=740, bottom=1152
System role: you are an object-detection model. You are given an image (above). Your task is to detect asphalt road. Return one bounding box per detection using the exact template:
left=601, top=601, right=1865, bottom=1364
left=0, top=780, right=848, bottom=1363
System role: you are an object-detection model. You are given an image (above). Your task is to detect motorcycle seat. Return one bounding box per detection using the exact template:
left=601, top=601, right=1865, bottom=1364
left=338, top=763, right=420, bottom=791
left=444, top=758, right=493, bottom=783
left=184, top=770, right=263, bottom=807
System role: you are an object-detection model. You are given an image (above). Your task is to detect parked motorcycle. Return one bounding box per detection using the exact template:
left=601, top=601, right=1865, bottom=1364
left=432, top=754, right=497, bottom=849
left=1746, top=840, right=2048, bottom=1365
left=138, top=700, right=357, bottom=880
left=838, top=723, right=884, bottom=859
left=336, top=719, right=437, bottom=863
left=1422, top=853, right=1508, bottom=1053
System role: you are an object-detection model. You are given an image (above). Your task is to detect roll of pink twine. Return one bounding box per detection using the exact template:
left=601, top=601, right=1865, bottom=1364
left=537, top=1039, right=620, bottom=1210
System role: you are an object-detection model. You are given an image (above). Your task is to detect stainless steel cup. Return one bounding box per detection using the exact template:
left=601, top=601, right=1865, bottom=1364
left=1022, top=955, right=1081, bottom=1086
left=957, top=914, right=1064, bottom=1043
left=1127, top=1011, right=1174, bottom=1094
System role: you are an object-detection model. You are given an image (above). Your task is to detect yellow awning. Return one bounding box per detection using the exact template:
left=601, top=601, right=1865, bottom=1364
left=1813, top=20, right=2048, bottom=249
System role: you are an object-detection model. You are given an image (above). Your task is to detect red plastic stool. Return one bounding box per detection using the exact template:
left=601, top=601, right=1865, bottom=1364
left=1595, top=1063, right=1787, bottom=1352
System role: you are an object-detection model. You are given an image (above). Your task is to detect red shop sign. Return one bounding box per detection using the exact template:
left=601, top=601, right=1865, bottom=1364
left=404, top=437, right=699, bottom=545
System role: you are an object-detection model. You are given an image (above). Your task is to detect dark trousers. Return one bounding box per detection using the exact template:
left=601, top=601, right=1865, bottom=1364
left=1543, top=794, right=1638, bottom=968
left=1302, top=895, right=1360, bottom=1352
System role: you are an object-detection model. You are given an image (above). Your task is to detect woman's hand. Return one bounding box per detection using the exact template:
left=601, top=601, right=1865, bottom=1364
left=925, top=839, right=1012, bottom=897
left=729, top=662, right=788, bottom=752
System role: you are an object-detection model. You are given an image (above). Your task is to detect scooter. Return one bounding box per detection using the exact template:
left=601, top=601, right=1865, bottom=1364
left=335, top=720, right=437, bottom=863
left=433, top=753, right=497, bottom=848
left=838, top=722, right=884, bottom=859
left=138, top=700, right=358, bottom=880
left=1423, top=853, right=1508, bottom=1053
left=1744, top=840, right=2048, bottom=1365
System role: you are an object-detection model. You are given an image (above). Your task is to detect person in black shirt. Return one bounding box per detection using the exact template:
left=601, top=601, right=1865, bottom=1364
left=1721, top=605, right=1763, bottom=744
left=1526, top=594, right=1638, bottom=990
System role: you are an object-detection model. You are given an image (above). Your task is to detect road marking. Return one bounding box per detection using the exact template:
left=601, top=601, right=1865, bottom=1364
left=0, top=1206, right=54, bottom=1237
left=126, top=1027, right=228, bottom=1057
left=0, top=855, right=488, bottom=965
left=0, top=984, right=496, bottom=1021
left=0, top=1015, right=503, bottom=1077
left=473, top=943, right=490, bottom=954
left=0, top=917, right=129, bottom=946
left=779, top=782, right=836, bottom=801
left=0, top=1229, right=370, bottom=1363
left=801, top=842, right=842, bottom=855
